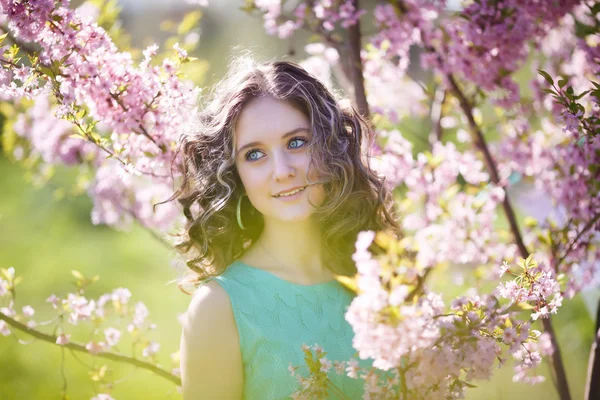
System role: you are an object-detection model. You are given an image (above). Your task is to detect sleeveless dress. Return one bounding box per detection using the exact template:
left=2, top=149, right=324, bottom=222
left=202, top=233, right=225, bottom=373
left=199, top=260, right=374, bottom=399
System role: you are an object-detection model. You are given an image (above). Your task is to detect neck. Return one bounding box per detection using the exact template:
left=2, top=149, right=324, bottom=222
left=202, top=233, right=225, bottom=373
left=249, top=217, right=330, bottom=280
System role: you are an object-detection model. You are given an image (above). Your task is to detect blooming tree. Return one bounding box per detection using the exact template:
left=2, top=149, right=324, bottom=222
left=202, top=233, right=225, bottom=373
left=1, top=0, right=599, bottom=399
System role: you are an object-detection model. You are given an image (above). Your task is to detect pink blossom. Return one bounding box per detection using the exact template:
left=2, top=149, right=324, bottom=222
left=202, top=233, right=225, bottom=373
left=333, top=360, right=346, bottom=375
left=0, top=320, right=10, bottom=336
left=104, top=327, right=121, bottom=347
left=142, top=341, right=160, bottom=357
left=85, top=341, right=107, bottom=354
left=91, top=394, right=115, bottom=400
left=319, top=357, right=332, bottom=373
left=131, top=302, right=149, bottom=329
left=65, top=294, right=96, bottom=324
left=288, top=362, right=298, bottom=377
left=21, top=305, right=34, bottom=317
left=56, top=333, right=71, bottom=346
left=345, top=358, right=359, bottom=379
left=111, top=288, right=132, bottom=305
left=0, top=279, right=8, bottom=297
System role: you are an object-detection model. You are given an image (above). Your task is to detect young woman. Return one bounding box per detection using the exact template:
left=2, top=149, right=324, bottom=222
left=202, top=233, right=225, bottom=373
left=173, top=56, right=399, bottom=399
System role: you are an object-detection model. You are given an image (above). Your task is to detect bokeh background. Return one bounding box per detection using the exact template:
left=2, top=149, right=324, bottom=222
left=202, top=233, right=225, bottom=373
left=0, top=1, right=596, bottom=399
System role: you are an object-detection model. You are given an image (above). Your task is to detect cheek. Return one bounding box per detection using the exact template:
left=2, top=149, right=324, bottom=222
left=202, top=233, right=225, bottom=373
left=236, top=164, right=267, bottom=203
left=308, top=184, right=327, bottom=207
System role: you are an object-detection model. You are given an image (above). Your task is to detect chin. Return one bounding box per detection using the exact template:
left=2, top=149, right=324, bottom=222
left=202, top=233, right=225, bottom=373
left=266, top=209, right=315, bottom=224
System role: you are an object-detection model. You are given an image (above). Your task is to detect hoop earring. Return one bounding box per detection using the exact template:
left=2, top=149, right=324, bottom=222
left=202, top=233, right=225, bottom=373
left=237, top=193, right=247, bottom=230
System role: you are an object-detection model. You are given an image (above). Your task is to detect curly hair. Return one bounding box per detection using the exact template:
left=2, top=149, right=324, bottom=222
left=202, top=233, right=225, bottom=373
left=169, top=55, right=400, bottom=293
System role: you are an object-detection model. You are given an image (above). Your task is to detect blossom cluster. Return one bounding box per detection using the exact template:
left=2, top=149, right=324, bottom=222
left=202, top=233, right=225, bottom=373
left=370, top=130, right=518, bottom=269
left=288, top=342, right=399, bottom=399
left=497, top=255, right=563, bottom=321
left=493, top=114, right=600, bottom=296
left=0, top=0, right=198, bottom=232
left=288, top=232, right=558, bottom=398
left=251, top=0, right=365, bottom=39
left=370, top=1, right=445, bottom=75
left=368, top=0, right=580, bottom=108
left=490, top=5, right=600, bottom=295
left=435, top=0, right=579, bottom=107
left=351, top=231, right=558, bottom=396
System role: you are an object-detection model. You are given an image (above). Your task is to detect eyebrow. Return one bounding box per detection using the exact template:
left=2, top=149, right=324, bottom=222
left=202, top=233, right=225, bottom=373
left=236, top=127, right=310, bottom=156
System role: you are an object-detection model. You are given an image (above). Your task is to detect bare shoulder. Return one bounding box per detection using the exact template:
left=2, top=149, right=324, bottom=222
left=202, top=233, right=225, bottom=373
left=180, top=280, right=243, bottom=399
left=185, top=280, right=234, bottom=325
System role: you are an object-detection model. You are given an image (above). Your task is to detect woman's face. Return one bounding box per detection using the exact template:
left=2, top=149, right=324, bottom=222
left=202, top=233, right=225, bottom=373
left=234, top=96, right=326, bottom=224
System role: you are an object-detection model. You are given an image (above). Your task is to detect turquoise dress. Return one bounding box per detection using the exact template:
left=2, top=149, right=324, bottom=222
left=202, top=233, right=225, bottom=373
left=200, top=260, right=374, bottom=399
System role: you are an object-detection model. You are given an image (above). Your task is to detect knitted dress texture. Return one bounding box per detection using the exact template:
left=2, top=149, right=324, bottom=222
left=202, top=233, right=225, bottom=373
left=200, top=260, right=373, bottom=399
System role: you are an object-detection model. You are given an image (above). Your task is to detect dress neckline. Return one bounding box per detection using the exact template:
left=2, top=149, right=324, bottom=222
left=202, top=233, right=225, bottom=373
left=232, top=260, right=339, bottom=288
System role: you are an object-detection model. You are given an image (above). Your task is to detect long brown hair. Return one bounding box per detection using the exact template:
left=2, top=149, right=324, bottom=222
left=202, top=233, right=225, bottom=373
left=169, top=55, right=400, bottom=292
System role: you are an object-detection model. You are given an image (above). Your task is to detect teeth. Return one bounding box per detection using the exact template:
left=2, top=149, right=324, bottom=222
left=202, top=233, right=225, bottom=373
left=277, top=187, right=305, bottom=197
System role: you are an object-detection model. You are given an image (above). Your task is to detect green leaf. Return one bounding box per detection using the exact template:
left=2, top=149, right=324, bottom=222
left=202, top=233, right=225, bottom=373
left=575, top=21, right=597, bottom=37
left=71, top=270, right=84, bottom=280
left=517, top=302, right=535, bottom=310
left=558, top=79, right=568, bottom=88
left=576, top=90, right=591, bottom=100
left=177, top=10, right=203, bottom=35
left=524, top=216, right=538, bottom=228
left=537, top=70, right=554, bottom=85
left=1, top=123, right=16, bottom=155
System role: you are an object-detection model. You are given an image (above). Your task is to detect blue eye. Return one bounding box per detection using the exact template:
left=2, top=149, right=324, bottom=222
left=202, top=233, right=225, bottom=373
left=289, top=137, right=307, bottom=149
left=245, top=150, right=263, bottom=161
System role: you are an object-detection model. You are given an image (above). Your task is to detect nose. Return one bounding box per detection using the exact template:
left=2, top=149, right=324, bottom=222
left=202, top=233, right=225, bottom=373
left=272, top=150, right=295, bottom=182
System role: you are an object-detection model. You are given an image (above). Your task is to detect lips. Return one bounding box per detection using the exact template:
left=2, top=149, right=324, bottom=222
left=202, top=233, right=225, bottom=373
left=273, top=186, right=307, bottom=197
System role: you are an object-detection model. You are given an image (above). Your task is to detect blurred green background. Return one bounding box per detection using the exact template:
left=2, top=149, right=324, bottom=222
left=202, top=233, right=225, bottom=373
left=0, top=1, right=596, bottom=399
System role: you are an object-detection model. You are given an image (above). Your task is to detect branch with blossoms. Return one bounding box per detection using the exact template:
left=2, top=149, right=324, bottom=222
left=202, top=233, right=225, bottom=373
left=0, top=0, right=204, bottom=233
left=535, top=5, right=600, bottom=392
left=288, top=231, right=565, bottom=399
left=0, top=1, right=207, bottom=396
left=0, top=267, right=181, bottom=399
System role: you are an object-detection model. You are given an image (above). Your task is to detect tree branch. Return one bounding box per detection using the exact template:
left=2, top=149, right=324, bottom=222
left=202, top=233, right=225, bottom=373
left=556, top=212, right=600, bottom=269
left=444, top=72, right=572, bottom=400
left=343, top=0, right=370, bottom=120
left=0, top=311, right=181, bottom=386
left=429, top=85, right=446, bottom=146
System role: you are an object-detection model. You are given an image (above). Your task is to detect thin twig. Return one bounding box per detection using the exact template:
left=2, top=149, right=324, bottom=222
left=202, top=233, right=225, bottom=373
left=61, top=344, right=68, bottom=399
left=430, top=85, right=446, bottom=146
left=556, top=212, right=600, bottom=269
left=0, top=311, right=181, bottom=386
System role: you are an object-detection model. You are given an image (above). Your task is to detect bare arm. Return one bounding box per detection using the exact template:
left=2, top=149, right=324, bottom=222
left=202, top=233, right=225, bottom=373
left=180, top=280, right=243, bottom=400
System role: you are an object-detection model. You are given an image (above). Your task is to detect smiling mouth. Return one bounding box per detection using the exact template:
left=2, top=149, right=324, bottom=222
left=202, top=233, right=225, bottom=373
left=273, top=186, right=307, bottom=198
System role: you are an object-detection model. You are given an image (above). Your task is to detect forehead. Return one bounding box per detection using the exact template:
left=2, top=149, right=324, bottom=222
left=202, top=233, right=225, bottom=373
left=235, top=96, right=310, bottom=145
